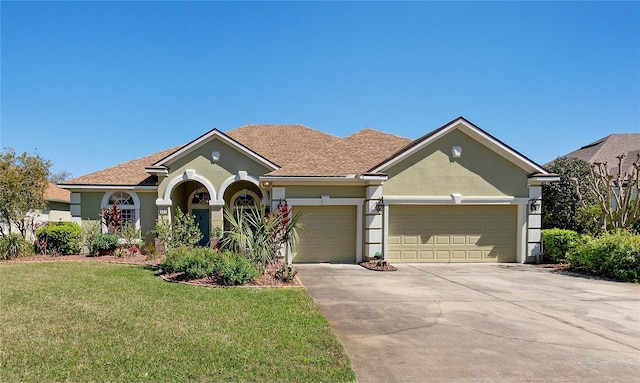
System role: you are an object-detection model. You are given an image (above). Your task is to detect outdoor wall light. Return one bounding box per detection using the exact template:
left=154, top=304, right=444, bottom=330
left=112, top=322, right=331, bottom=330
left=529, top=198, right=541, bottom=213
left=375, top=198, right=384, bottom=213
left=451, top=145, right=462, bottom=158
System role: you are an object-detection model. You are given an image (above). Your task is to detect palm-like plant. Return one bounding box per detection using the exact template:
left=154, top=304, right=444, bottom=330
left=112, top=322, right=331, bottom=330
left=221, top=202, right=303, bottom=273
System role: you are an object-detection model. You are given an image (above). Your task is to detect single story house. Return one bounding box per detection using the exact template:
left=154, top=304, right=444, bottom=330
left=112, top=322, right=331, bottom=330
left=59, top=117, right=558, bottom=263
left=42, top=182, right=72, bottom=223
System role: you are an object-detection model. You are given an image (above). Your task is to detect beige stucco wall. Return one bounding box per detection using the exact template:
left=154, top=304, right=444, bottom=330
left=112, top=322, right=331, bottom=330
left=44, top=201, right=71, bottom=222
left=158, top=138, right=272, bottom=200
left=283, top=185, right=365, bottom=199
left=383, top=129, right=529, bottom=197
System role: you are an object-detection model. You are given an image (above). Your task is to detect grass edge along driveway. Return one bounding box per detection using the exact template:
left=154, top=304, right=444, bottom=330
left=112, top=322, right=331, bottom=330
left=0, top=261, right=355, bottom=383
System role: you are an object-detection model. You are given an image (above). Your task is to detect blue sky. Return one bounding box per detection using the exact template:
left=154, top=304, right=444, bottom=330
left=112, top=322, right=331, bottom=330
left=1, top=1, right=639, bottom=179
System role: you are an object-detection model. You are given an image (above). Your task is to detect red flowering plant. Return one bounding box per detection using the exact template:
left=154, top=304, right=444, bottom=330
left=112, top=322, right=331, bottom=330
left=100, top=204, right=122, bottom=234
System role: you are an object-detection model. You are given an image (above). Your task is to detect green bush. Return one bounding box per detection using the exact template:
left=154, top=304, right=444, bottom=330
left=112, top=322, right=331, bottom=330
left=161, top=246, right=218, bottom=279
left=214, top=251, right=257, bottom=286
left=567, top=231, right=640, bottom=283
left=82, top=221, right=102, bottom=255
left=36, top=222, right=82, bottom=255
left=92, top=233, right=119, bottom=255
left=161, top=247, right=257, bottom=285
left=0, top=233, right=34, bottom=260
left=542, top=228, right=581, bottom=263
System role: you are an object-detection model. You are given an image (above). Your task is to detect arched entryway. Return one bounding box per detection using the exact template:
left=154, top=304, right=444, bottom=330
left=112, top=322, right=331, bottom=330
left=170, top=180, right=212, bottom=246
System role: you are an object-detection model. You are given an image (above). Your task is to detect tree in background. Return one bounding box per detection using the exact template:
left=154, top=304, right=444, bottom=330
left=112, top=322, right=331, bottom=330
left=49, top=170, right=72, bottom=184
left=542, top=157, right=594, bottom=232
left=573, top=153, right=639, bottom=232
left=0, top=147, right=51, bottom=237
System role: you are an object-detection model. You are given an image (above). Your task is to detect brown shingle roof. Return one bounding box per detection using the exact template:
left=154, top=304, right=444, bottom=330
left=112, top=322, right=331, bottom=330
left=46, top=182, right=70, bottom=202
left=558, top=133, right=640, bottom=173
left=226, top=124, right=343, bottom=167
left=62, top=146, right=181, bottom=186
left=267, top=128, right=412, bottom=176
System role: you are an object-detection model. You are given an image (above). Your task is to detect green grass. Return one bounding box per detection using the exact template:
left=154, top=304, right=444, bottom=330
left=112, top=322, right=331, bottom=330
left=0, top=262, right=355, bottom=382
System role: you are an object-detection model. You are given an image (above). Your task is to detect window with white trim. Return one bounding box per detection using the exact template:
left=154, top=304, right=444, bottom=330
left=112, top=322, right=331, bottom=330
left=101, top=191, right=140, bottom=232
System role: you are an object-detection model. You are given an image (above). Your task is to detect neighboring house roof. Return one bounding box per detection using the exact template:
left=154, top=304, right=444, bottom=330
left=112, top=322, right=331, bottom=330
left=557, top=133, right=640, bottom=174
left=61, top=147, right=181, bottom=186
left=46, top=182, right=71, bottom=203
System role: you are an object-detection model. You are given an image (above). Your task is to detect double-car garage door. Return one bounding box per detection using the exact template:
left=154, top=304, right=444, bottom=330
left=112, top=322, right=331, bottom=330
left=290, top=204, right=516, bottom=263
left=389, top=205, right=517, bottom=263
left=292, top=206, right=356, bottom=263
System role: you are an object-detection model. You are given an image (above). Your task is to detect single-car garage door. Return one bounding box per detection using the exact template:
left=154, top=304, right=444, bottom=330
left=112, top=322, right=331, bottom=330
left=388, top=205, right=517, bottom=262
left=292, top=206, right=356, bottom=263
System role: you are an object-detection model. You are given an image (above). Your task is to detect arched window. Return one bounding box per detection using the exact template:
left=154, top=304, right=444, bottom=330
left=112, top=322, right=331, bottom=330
left=233, top=193, right=256, bottom=208
left=230, top=189, right=260, bottom=216
left=191, top=190, right=210, bottom=205
left=101, top=191, right=140, bottom=232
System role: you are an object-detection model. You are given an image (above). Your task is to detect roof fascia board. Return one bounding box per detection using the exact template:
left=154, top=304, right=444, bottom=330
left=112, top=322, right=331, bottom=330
left=152, top=129, right=279, bottom=170
left=371, top=117, right=548, bottom=174
left=57, top=185, right=158, bottom=191
left=259, top=176, right=367, bottom=186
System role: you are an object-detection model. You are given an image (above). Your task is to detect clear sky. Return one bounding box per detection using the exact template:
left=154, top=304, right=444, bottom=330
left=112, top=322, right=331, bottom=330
left=1, top=1, right=639, bottom=179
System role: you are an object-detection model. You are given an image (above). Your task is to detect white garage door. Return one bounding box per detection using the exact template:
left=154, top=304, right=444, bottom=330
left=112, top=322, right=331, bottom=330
left=292, top=206, right=357, bottom=263
left=388, top=205, right=517, bottom=263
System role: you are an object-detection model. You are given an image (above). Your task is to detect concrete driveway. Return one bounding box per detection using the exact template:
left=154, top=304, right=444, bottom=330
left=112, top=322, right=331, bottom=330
left=296, top=263, right=640, bottom=383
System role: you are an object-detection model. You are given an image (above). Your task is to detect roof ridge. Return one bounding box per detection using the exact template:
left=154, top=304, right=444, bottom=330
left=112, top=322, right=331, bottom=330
left=229, top=123, right=343, bottom=140
left=345, top=127, right=410, bottom=141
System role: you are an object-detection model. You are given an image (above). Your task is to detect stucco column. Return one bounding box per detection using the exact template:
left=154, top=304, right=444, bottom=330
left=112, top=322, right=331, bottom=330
left=365, top=185, right=383, bottom=260
left=209, top=203, right=224, bottom=230
left=527, top=185, right=543, bottom=262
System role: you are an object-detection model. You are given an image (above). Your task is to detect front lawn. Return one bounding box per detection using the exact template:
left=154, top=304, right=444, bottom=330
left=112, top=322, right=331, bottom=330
left=0, top=262, right=355, bottom=382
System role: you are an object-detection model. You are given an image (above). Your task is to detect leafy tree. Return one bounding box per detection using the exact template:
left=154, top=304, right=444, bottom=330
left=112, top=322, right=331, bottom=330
left=0, top=147, right=51, bottom=237
left=542, top=157, right=595, bottom=232
left=49, top=170, right=72, bottom=184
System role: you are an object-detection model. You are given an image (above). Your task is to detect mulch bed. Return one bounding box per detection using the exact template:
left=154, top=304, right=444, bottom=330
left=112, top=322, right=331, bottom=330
left=160, top=261, right=300, bottom=288
left=5, top=254, right=299, bottom=287
left=359, top=260, right=397, bottom=271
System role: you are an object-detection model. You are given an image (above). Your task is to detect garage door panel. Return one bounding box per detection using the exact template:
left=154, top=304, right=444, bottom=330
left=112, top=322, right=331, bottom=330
left=293, top=206, right=356, bottom=263
left=389, top=205, right=516, bottom=263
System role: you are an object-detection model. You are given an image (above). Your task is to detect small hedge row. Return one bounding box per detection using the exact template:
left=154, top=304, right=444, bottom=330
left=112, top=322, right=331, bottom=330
left=161, top=247, right=257, bottom=285
left=542, top=229, right=640, bottom=283
left=567, top=231, right=640, bottom=283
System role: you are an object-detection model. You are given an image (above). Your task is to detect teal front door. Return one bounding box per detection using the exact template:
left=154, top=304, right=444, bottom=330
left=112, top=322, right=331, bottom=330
left=192, top=209, right=210, bottom=246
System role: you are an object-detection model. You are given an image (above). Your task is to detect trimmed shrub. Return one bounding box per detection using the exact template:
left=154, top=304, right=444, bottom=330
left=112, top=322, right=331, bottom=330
left=542, top=228, right=581, bottom=263
left=567, top=231, right=640, bottom=283
left=92, top=233, right=119, bottom=255
left=161, top=246, right=218, bottom=279
left=36, top=222, right=82, bottom=255
left=0, top=233, right=34, bottom=260
left=214, top=251, right=257, bottom=286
